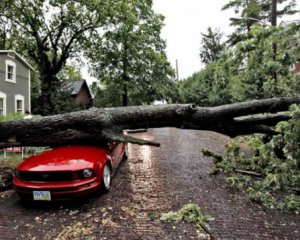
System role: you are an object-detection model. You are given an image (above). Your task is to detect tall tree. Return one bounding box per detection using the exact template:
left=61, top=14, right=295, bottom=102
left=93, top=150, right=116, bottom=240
left=222, top=0, right=298, bottom=45
left=0, top=14, right=15, bottom=49
left=88, top=0, right=174, bottom=106
left=178, top=22, right=300, bottom=105
left=199, top=27, right=224, bottom=65
left=233, top=23, right=300, bottom=100
left=0, top=0, right=110, bottom=115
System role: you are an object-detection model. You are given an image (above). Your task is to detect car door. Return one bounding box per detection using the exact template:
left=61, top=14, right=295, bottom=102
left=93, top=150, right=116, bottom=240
left=108, top=142, right=124, bottom=171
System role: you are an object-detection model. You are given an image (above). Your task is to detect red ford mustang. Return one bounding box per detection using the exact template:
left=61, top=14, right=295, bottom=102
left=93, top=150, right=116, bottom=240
left=13, top=141, right=127, bottom=201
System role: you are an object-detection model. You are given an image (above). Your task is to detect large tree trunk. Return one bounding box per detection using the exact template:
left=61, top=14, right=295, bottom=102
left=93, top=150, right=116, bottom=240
left=0, top=97, right=299, bottom=149
left=39, top=73, right=60, bottom=116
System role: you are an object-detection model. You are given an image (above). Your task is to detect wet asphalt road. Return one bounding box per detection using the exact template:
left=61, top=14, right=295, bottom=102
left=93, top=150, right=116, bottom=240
left=0, top=128, right=299, bottom=239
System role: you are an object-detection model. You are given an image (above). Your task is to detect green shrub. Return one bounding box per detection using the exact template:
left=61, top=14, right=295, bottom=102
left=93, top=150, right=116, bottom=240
left=202, top=104, right=300, bottom=214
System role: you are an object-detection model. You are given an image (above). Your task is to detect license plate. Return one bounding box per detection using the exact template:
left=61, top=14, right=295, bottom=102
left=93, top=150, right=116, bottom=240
left=33, top=191, right=51, bottom=201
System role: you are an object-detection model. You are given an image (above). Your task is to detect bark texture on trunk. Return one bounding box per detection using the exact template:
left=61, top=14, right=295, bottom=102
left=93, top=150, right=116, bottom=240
left=0, top=97, right=299, bottom=148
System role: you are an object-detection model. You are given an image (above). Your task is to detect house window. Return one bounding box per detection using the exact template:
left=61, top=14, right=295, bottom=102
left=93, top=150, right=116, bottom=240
left=15, top=94, right=24, bottom=114
left=0, top=92, right=6, bottom=116
left=0, top=98, right=4, bottom=116
left=16, top=100, right=23, bottom=113
left=7, top=65, right=14, bottom=80
left=5, top=60, right=16, bottom=83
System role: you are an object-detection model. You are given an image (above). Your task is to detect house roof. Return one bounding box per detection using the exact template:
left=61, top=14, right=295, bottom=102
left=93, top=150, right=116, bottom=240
left=0, top=50, right=34, bottom=70
left=65, top=80, right=93, bottom=99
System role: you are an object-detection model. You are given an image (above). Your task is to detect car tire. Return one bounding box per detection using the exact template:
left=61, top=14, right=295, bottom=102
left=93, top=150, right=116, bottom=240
left=100, top=163, right=112, bottom=193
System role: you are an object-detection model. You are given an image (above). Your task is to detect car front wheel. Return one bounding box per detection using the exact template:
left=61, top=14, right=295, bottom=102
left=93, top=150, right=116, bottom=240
left=100, top=163, right=112, bottom=193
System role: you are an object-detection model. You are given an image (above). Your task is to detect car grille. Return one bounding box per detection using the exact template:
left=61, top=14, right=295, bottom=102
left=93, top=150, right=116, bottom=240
left=19, top=171, right=75, bottom=182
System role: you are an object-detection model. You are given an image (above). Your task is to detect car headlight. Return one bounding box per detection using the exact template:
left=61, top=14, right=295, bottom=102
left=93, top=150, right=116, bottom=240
left=82, top=169, right=94, bottom=178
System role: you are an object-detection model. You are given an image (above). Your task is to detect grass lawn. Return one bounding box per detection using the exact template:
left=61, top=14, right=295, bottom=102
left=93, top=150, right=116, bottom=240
left=0, top=153, right=25, bottom=190
left=0, top=147, right=48, bottom=169
left=0, top=154, right=25, bottom=169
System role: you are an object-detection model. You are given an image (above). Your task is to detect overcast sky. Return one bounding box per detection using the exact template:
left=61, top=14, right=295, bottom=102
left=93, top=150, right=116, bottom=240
left=83, top=1, right=299, bottom=83
left=152, top=0, right=300, bottom=80
left=152, top=0, right=235, bottom=80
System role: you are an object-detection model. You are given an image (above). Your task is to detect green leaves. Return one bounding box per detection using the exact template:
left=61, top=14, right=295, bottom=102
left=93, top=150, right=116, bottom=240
left=160, top=203, right=214, bottom=232
left=176, top=19, right=299, bottom=107
left=1, top=0, right=114, bottom=114
left=88, top=0, right=174, bottom=106
left=175, top=51, right=236, bottom=106
left=223, top=0, right=299, bottom=45
left=199, top=27, right=225, bottom=64
left=203, top=104, right=300, bottom=213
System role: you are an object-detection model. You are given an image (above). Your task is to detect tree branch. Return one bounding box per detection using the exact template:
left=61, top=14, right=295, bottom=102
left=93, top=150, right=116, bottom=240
left=0, top=97, right=299, bottom=149
left=210, top=97, right=300, bottom=118
left=234, top=113, right=290, bottom=126
left=102, top=130, right=160, bottom=147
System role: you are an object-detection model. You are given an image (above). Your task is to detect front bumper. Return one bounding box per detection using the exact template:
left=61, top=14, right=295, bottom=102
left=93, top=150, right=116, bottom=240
left=13, top=177, right=101, bottom=200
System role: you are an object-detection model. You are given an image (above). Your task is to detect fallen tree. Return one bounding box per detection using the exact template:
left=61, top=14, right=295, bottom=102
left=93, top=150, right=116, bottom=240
left=0, top=97, right=299, bottom=149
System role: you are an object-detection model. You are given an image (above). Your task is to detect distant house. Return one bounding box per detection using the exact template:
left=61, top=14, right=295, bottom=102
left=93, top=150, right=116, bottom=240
left=294, top=63, right=300, bottom=73
left=0, top=50, right=33, bottom=116
left=65, top=80, right=93, bottom=108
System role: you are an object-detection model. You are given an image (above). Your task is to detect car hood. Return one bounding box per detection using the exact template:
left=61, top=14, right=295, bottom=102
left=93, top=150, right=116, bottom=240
left=17, top=145, right=108, bottom=172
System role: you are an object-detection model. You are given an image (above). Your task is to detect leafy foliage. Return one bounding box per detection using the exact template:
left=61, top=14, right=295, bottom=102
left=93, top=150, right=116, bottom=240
left=175, top=50, right=236, bottom=106
left=160, top=203, right=214, bottom=234
left=88, top=0, right=175, bottom=106
left=233, top=23, right=300, bottom=99
left=222, top=0, right=298, bottom=45
left=50, top=89, right=83, bottom=114
left=199, top=27, right=225, bottom=65
left=0, top=0, right=111, bottom=115
left=176, top=22, right=300, bottom=105
left=57, top=64, right=83, bottom=83
left=202, top=105, right=300, bottom=213
left=176, top=1, right=299, bottom=106
left=91, top=83, right=123, bottom=107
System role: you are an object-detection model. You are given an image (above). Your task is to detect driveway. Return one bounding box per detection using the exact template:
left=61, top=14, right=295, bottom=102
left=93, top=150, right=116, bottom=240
left=0, top=128, right=299, bottom=239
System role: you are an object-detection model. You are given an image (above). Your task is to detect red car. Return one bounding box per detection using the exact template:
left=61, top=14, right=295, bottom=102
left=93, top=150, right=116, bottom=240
left=13, top=141, right=127, bottom=201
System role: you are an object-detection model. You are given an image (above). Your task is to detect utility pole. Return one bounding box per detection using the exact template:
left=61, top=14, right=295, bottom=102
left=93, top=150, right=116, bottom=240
left=271, top=0, right=277, bottom=89
left=176, top=59, right=179, bottom=81
left=271, top=0, right=278, bottom=95
left=271, top=0, right=277, bottom=27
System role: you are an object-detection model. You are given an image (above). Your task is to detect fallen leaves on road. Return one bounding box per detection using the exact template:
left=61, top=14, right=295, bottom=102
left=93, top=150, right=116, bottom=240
left=56, top=222, right=94, bottom=240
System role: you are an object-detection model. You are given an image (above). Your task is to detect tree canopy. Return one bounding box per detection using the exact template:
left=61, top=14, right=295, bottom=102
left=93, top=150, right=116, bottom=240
left=0, top=0, right=175, bottom=112
left=87, top=0, right=175, bottom=107
left=176, top=0, right=300, bottom=106
left=222, top=0, right=298, bottom=45
left=0, top=0, right=111, bottom=115
left=199, top=27, right=225, bottom=65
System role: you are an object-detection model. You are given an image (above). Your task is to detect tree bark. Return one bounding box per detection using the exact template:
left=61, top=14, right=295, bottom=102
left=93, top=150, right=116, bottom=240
left=0, top=97, right=299, bottom=149
left=39, top=73, right=60, bottom=115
